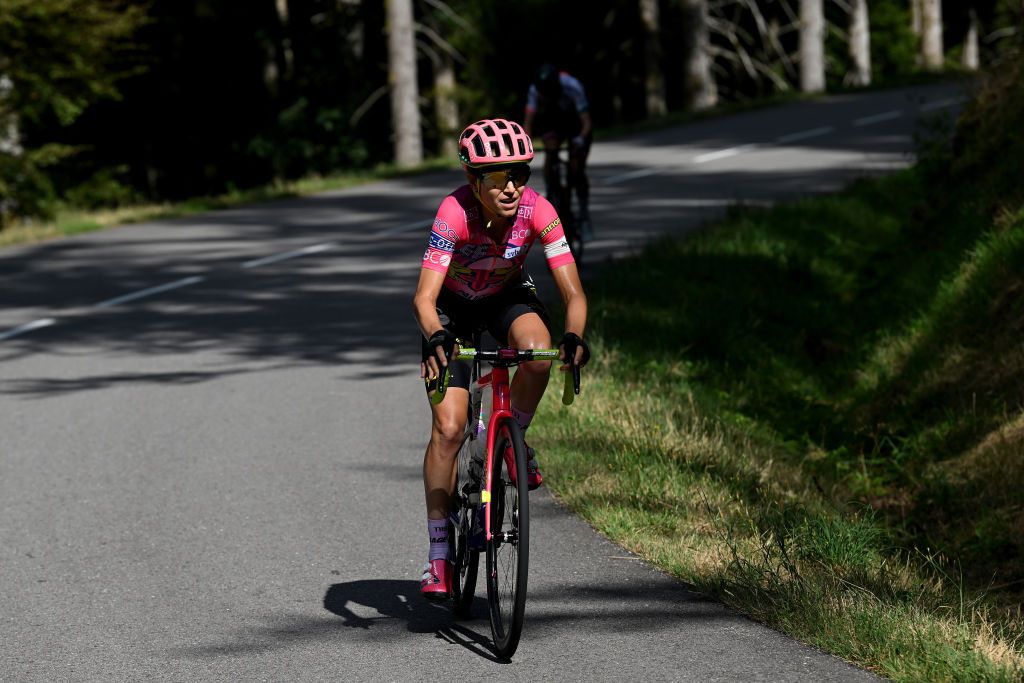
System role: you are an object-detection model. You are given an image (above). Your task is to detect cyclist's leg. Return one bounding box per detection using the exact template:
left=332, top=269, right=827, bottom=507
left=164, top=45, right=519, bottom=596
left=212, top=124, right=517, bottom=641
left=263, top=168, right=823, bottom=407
left=488, top=283, right=553, bottom=415
left=420, top=295, right=475, bottom=599
left=506, top=314, right=552, bottom=413
left=423, top=384, right=469, bottom=520
left=568, top=134, right=592, bottom=223
left=420, top=378, right=468, bottom=599
left=540, top=131, right=562, bottom=202
left=489, top=284, right=551, bottom=489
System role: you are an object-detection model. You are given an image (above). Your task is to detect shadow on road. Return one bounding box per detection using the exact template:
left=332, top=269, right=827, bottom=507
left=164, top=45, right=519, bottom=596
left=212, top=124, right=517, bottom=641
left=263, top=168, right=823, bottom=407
left=323, top=579, right=502, bottom=663
left=168, top=574, right=736, bottom=663
left=1, top=84, right=964, bottom=399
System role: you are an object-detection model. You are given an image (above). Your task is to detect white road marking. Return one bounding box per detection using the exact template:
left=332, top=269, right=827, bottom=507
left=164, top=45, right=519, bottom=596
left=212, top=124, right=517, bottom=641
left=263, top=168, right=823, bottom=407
left=242, top=242, right=335, bottom=268
left=375, top=220, right=430, bottom=236
left=920, top=96, right=965, bottom=112
left=95, top=276, right=205, bottom=309
left=693, top=144, right=758, bottom=164
left=854, top=109, right=903, bottom=127
left=603, top=168, right=660, bottom=185
left=0, top=318, right=57, bottom=341
left=776, top=126, right=834, bottom=144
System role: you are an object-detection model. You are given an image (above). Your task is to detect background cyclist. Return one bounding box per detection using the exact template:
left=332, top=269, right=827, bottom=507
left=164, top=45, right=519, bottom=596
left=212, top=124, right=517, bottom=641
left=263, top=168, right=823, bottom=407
left=413, top=117, right=590, bottom=600
left=523, top=63, right=594, bottom=240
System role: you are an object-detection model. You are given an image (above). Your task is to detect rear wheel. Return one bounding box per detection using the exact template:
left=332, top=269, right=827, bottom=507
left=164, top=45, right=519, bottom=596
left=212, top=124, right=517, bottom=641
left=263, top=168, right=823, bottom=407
left=452, top=440, right=480, bottom=617
left=451, top=506, right=480, bottom=617
left=563, top=210, right=584, bottom=263
left=485, top=417, right=530, bottom=659
left=550, top=164, right=583, bottom=264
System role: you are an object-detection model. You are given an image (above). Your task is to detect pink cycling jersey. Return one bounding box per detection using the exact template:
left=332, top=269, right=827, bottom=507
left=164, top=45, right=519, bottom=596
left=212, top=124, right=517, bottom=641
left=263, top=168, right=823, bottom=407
left=421, top=185, right=574, bottom=301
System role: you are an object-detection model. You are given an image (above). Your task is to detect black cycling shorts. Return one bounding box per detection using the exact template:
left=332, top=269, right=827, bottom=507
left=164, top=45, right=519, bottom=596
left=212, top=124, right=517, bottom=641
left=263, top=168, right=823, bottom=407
left=421, top=279, right=551, bottom=393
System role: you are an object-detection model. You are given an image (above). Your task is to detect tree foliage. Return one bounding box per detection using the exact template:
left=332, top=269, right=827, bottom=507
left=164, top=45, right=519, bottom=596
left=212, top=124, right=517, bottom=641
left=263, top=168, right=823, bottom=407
left=0, top=0, right=146, bottom=224
left=1, top=0, right=1020, bottom=226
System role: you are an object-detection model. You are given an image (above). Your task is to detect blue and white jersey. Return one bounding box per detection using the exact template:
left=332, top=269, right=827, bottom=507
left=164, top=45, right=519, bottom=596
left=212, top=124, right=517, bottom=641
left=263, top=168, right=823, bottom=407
left=525, top=72, right=589, bottom=115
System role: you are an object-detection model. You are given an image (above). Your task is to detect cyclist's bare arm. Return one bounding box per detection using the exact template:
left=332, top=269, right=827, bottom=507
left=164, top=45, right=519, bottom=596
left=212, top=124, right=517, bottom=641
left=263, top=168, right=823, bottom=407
left=413, top=267, right=450, bottom=380
left=550, top=263, right=588, bottom=366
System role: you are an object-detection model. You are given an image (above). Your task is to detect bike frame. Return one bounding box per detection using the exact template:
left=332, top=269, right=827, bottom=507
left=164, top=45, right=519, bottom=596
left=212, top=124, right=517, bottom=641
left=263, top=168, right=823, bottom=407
left=458, top=347, right=566, bottom=542
left=476, top=365, right=503, bottom=543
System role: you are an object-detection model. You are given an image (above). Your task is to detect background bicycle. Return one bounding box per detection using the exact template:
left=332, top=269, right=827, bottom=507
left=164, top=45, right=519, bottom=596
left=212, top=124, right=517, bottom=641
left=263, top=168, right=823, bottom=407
left=547, top=145, right=593, bottom=263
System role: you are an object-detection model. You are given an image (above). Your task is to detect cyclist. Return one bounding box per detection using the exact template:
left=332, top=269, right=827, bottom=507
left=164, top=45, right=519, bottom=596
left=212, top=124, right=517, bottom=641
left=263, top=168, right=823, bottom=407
left=413, top=117, right=590, bottom=600
left=523, top=63, right=594, bottom=240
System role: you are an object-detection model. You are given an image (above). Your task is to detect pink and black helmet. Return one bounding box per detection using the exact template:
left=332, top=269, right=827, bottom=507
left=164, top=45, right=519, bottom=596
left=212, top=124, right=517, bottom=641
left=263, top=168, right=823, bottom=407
left=458, top=118, right=534, bottom=168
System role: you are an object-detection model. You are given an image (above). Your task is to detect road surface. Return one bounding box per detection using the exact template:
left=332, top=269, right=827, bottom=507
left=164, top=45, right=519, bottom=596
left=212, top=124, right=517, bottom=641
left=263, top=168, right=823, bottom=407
left=1, top=83, right=965, bottom=680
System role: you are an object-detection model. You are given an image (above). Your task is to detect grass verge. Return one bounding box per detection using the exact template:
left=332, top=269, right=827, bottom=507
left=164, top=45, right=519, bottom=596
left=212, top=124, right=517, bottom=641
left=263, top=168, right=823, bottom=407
left=533, top=168, right=1024, bottom=680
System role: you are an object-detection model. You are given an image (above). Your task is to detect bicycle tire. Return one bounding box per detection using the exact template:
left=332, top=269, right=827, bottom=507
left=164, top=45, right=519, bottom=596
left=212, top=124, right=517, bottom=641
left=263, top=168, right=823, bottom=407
left=485, top=417, right=530, bottom=659
left=452, top=430, right=481, bottom=616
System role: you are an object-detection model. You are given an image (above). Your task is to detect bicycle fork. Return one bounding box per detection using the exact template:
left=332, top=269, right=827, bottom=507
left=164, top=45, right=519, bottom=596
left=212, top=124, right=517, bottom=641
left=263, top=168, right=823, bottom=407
left=479, top=365, right=515, bottom=548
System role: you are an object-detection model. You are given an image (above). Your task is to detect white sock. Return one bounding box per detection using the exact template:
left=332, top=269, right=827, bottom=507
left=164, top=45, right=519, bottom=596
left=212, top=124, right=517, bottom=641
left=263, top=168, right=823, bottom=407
left=428, top=518, right=449, bottom=561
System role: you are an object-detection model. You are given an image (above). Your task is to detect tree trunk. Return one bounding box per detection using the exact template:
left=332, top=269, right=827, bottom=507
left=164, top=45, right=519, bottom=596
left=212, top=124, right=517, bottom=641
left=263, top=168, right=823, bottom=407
left=911, top=0, right=922, bottom=37
left=264, top=0, right=294, bottom=98
left=386, top=0, right=422, bottom=167
left=0, top=74, right=21, bottom=226
left=799, top=0, right=826, bottom=93
left=682, top=0, right=717, bottom=110
left=963, top=8, right=980, bottom=71
left=640, top=0, right=667, bottom=116
left=0, top=75, right=21, bottom=156
left=847, top=0, right=871, bottom=86
left=434, top=55, right=458, bottom=159
left=920, top=0, right=944, bottom=70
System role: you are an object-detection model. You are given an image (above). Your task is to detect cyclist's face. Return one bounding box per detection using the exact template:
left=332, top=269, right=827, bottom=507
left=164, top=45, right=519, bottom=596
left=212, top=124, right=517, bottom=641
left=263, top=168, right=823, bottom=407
left=470, top=165, right=530, bottom=221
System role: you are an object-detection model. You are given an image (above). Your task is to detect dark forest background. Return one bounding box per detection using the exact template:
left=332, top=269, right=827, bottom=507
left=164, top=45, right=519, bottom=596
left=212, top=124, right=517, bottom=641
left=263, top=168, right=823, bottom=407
left=1, top=0, right=1020, bottom=225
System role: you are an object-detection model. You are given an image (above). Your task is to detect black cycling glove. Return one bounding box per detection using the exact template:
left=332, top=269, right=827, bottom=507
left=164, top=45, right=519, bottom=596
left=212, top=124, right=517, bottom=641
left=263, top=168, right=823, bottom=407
left=426, top=329, right=456, bottom=365
left=559, top=332, right=591, bottom=367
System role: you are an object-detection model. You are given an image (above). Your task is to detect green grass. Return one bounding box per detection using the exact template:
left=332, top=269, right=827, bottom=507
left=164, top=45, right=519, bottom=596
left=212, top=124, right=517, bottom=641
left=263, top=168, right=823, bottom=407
left=533, top=166, right=1024, bottom=680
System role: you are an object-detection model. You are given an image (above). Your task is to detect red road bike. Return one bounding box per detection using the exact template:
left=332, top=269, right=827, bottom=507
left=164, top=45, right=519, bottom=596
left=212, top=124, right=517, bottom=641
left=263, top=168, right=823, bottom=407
left=432, top=331, right=579, bottom=659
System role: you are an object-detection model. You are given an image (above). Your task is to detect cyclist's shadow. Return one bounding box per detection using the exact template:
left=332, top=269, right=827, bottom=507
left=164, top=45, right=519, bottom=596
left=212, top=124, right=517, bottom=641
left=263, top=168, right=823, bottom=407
left=323, top=580, right=501, bottom=662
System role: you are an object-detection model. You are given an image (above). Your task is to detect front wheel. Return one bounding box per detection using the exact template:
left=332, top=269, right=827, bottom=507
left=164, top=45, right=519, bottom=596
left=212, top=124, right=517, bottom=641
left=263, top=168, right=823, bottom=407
left=485, top=417, right=530, bottom=659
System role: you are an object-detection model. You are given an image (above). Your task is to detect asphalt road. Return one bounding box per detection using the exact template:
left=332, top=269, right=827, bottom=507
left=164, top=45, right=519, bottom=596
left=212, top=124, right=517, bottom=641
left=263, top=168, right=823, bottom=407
left=1, top=83, right=966, bottom=681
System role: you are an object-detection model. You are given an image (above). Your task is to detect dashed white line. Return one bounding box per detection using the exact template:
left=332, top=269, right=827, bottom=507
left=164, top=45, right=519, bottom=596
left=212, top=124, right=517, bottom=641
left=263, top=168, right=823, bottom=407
left=693, top=144, right=758, bottom=164
left=776, top=126, right=834, bottom=144
left=920, top=96, right=965, bottom=112
left=95, top=276, right=205, bottom=309
left=854, top=109, right=903, bottom=127
left=242, top=242, right=335, bottom=268
left=376, top=220, right=430, bottom=236
left=603, top=168, right=660, bottom=185
left=0, top=318, right=57, bottom=341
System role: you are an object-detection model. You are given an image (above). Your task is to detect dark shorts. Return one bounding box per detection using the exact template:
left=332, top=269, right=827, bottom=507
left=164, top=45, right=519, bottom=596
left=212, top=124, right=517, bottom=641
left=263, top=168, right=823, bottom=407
left=534, top=105, right=584, bottom=141
left=421, top=278, right=551, bottom=393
